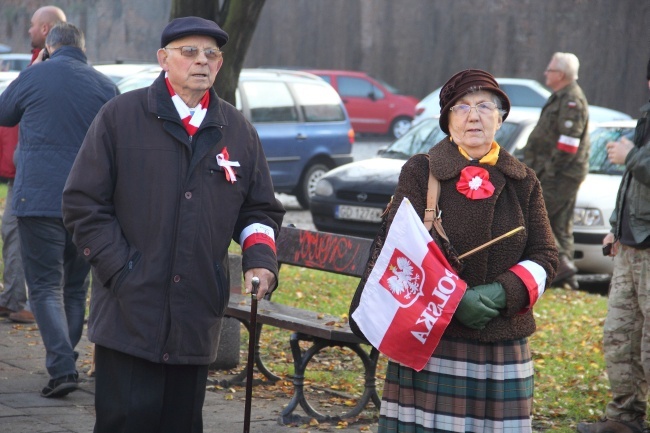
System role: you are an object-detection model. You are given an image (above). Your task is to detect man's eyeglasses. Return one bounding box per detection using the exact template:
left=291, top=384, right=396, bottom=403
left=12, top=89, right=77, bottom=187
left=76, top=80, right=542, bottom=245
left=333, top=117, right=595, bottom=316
left=545, top=68, right=562, bottom=74
left=164, top=46, right=223, bottom=60
left=449, top=102, right=498, bottom=116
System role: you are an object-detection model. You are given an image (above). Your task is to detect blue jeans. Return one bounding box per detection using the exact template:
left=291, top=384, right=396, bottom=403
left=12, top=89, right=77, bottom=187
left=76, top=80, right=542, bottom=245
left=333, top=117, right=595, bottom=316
left=18, top=217, right=90, bottom=379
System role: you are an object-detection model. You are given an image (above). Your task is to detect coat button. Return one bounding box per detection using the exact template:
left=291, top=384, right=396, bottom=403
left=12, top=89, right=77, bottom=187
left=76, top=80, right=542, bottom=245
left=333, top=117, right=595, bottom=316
left=83, top=248, right=90, bottom=256
left=185, top=191, right=192, bottom=199
left=163, top=353, right=169, bottom=361
left=173, top=275, right=181, bottom=283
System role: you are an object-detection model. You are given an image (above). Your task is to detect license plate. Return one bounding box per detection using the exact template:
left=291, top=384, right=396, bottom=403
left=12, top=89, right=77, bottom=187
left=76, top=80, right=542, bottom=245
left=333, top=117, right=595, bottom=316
left=335, top=205, right=383, bottom=222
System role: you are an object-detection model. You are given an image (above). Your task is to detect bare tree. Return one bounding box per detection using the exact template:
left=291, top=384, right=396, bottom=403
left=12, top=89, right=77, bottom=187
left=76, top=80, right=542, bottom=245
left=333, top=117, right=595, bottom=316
left=170, top=0, right=266, bottom=105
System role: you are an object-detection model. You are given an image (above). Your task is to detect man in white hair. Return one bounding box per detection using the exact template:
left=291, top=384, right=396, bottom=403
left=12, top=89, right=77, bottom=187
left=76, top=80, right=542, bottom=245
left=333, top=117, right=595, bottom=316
left=522, top=52, right=590, bottom=290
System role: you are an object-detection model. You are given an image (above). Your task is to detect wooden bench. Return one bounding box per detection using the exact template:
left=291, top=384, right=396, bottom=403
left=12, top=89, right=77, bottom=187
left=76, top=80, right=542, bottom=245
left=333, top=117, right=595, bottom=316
left=223, top=225, right=381, bottom=425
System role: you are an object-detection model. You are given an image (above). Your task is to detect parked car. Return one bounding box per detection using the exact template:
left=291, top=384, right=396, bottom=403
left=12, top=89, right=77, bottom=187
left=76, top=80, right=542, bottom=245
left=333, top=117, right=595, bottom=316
left=92, top=62, right=159, bottom=84
left=414, top=78, right=631, bottom=125
left=117, top=68, right=355, bottom=209
left=0, top=71, right=18, bottom=84
left=309, top=109, right=540, bottom=238
left=302, top=69, right=419, bottom=139
left=572, top=120, right=636, bottom=275
left=0, top=53, right=32, bottom=72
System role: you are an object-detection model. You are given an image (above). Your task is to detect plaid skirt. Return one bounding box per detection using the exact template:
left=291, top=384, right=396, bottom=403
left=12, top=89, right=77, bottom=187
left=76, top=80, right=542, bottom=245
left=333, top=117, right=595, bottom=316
left=378, top=337, right=534, bottom=433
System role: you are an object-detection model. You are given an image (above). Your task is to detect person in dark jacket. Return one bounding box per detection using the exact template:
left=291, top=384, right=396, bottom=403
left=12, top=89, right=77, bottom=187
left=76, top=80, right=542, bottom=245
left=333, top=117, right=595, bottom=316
left=361, top=69, right=557, bottom=433
left=62, top=17, right=284, bottom=433
left=577, top=59, right=650, bottom=433
left=0, top=5, right=66, bottom=325
left=0, top=22, right=118, bottom=398
left=523, top=52, right=590, bottom=290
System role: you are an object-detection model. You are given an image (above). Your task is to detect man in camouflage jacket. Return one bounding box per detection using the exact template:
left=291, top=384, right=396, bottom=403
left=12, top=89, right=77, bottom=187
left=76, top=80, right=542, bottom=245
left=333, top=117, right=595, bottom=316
left=577, top=58, right=650, bottom=433
left=523, top=52, right=590, bottom=289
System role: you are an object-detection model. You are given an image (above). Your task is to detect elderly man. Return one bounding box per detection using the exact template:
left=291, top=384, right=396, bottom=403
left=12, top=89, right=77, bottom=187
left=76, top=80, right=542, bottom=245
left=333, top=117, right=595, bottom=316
left=62, top=16, right=284, bottom=432
left=523, top=52, right=590, bottom=289
left=0, top=5, right=67, bottom=325
left=0, top=22, right=118, bottom=398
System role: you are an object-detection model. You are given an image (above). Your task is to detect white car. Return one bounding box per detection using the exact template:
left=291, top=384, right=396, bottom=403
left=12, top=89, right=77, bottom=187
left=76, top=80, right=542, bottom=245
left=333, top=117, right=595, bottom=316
left=92, top=63, right=159, bottom=84
left=573, top=120, right=636, bottom=275
left=0, top=53, right=32, bottom=72
left=414, top=77, right=631, bottom=125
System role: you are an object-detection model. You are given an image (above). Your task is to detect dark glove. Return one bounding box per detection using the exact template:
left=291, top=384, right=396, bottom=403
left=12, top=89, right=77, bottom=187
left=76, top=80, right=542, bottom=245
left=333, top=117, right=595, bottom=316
left=473, top=282, right=506, bottom=310
left=454, top=282, right=505, bottom=330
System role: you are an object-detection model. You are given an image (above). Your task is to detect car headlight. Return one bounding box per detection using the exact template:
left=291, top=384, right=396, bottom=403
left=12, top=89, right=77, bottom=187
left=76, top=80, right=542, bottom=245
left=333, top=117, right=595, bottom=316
left=314, top=179, right=334, bottom=197
left=573, top=207, right=604, bottom=226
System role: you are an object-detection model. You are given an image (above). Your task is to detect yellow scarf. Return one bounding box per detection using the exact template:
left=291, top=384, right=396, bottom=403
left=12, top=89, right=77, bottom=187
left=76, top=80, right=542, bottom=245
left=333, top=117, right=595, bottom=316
left=457, top=141, right=500, bottom=166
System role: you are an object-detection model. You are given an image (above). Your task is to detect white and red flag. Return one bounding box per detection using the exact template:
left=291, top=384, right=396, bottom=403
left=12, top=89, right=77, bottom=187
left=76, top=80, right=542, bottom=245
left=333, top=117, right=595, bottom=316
left=352, top=197, right=467, bottom=371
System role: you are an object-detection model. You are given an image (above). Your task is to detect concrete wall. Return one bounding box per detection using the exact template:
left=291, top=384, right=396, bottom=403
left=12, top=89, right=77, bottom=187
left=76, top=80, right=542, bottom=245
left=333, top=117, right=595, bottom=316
left=1, top=0, right=648, bottom=116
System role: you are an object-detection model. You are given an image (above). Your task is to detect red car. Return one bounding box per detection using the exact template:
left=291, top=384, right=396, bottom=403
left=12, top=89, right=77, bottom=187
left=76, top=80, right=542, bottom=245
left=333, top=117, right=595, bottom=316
left=303, top=69, right=418, bottom=138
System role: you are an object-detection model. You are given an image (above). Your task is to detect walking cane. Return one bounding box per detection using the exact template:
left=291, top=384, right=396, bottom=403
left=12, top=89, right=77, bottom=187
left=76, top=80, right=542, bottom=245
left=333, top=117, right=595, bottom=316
left=243, top=276, right=260, bottom=433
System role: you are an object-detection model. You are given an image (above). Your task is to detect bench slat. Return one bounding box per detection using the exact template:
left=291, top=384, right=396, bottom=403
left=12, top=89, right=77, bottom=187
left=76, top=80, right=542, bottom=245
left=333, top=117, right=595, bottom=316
left=226, top=293, right=365, bottom=344
left=277, top=226, right=373, bottom=278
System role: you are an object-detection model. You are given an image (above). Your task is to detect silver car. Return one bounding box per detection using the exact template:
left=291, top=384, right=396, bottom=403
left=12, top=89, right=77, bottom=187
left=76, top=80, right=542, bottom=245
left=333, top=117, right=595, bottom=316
left=573, top=120, right=637, bottom=275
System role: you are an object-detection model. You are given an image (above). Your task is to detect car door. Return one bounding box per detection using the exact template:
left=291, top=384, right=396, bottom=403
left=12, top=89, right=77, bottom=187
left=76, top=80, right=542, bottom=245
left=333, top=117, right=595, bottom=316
left=239, top=79, right=303, bottom=192
left=335, top=75, right=390, bottom=134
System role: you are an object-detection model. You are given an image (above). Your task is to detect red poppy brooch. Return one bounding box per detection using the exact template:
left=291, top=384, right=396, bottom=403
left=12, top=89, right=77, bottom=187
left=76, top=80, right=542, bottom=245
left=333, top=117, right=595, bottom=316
left=456, top=166, right=494, bottom=200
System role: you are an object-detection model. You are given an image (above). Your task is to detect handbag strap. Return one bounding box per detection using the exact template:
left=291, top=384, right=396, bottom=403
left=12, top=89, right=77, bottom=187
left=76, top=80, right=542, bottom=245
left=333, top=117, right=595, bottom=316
left=423, top=171, right=449, bottom=242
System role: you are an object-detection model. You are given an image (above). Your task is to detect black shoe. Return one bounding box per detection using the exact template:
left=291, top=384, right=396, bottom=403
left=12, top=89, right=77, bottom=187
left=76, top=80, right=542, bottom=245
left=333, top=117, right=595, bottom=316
left=554, top=255, right=578, bottom=283
left=41, top=373, right=79, bottom=398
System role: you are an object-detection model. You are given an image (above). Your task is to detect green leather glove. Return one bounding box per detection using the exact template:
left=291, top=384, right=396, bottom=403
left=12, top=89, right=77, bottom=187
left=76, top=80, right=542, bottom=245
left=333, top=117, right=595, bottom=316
left=454, top=283, right=505, bottom=330
left=473, top=282, right=506, bottom=310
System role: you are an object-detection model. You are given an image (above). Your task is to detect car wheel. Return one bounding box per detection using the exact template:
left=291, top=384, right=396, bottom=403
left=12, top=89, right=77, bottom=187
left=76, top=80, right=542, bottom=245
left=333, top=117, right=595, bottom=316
left=390, top=116, right=412, bottom=139
left=296, top=163, right=329, bottom=209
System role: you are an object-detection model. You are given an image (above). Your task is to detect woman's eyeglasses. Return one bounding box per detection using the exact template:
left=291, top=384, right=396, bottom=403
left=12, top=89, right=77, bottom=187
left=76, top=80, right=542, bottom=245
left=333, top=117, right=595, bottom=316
left=164, top=46, right=223, bottom=60
left=449, top=102, right=498, bottom=116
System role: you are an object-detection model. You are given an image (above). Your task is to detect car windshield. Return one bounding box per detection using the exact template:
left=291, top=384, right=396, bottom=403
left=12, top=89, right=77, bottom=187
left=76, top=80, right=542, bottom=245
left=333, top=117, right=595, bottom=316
left=588, top=126, right=633, bottom=175
left=380, top=117, right=524, bottom=160
left=380, top=119, right=447, bottom=159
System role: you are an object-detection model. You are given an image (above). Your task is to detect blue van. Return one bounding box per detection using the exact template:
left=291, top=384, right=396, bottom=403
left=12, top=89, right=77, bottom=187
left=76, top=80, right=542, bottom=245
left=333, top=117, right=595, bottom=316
left=116, top=68, right=355, bottom=208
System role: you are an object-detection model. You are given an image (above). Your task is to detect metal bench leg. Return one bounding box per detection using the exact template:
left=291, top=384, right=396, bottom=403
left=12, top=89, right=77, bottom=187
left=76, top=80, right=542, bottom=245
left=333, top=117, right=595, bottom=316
left=278, top=332, right=380, bottom=425
left=217, top=319, right=281, bottom=386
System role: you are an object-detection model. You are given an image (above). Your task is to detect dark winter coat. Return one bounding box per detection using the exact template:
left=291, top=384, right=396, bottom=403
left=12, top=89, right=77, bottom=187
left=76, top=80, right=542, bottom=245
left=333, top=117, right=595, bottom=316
left=385, top=139, right=558, bottom=342
left=0, top=46, right=118, bottom=217
left=610, top=101, right=650, bottom=243
left=62, top=72, right=285, bottom=365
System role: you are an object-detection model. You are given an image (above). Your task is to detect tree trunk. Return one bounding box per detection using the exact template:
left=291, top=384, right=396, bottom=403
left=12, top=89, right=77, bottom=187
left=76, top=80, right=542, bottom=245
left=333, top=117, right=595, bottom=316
left=169, top=0, right=266, bottom=106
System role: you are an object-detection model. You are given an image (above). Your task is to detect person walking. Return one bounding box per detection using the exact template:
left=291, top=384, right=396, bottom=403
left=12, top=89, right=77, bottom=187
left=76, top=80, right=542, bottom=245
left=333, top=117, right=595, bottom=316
left=0, top=126, right=30, bottom=321
left=523, top=52, right=590, bottom=289
left=0, top=5, right=66, bottom=324
left=0, top=22, right=118, bottom=398
left=62, top=16, right=284, bottom=432
left=576, top=59, right=650, bottom=433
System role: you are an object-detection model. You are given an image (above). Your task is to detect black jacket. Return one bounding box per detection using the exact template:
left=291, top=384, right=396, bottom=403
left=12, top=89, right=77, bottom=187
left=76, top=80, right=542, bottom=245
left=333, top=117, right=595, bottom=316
left=62, top=72, right=285, bottom=364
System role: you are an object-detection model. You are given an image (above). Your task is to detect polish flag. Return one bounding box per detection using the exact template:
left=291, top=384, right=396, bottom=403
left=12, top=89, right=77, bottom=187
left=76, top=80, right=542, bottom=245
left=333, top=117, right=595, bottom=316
left=352, top=197, right=467, bottom=371
left=557, top=134, right=580, bottom=154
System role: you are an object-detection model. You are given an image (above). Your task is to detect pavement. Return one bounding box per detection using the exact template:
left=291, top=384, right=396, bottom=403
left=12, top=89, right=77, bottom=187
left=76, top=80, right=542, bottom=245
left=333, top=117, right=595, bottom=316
left=0, top=316, right=379, bottom=432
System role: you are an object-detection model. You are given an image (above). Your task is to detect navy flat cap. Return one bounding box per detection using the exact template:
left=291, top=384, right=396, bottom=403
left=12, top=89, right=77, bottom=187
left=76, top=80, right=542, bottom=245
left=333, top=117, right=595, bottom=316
left=161, top=16, right=229, bottom=48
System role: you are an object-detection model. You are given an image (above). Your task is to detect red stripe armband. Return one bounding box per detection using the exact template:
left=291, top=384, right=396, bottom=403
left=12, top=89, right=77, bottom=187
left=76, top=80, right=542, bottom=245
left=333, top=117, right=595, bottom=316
left=240, top=223, right=276, bottom=254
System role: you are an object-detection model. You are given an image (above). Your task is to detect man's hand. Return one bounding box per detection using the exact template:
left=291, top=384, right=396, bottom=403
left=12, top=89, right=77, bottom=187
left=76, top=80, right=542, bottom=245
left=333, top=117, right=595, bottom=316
left=603, top=232, right=619, bottom=257
left=606, top=136, right=634, bottom=165
left=244, top=268, right=276, bottom=300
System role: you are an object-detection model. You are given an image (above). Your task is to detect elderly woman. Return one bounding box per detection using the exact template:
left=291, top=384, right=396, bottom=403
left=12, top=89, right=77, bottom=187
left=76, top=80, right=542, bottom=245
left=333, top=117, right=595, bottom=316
left=371, top=69, right=558, bottom=432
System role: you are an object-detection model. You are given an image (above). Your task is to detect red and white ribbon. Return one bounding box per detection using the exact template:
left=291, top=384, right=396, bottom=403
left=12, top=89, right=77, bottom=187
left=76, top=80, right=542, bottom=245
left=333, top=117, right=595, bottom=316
left=510, top=260, right=547, bottom=313
left=216, top=147, right=240, bottom=184
left=557, top=134, right=580, bottom=154
left=240, top=223, right=276, bottom=253
left=165, top=72, right=209, bottom=136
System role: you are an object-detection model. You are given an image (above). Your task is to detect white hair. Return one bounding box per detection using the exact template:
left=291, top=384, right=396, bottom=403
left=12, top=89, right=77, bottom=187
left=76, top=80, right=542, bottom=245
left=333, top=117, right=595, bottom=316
left=552, top=52, right=580, bottom=81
